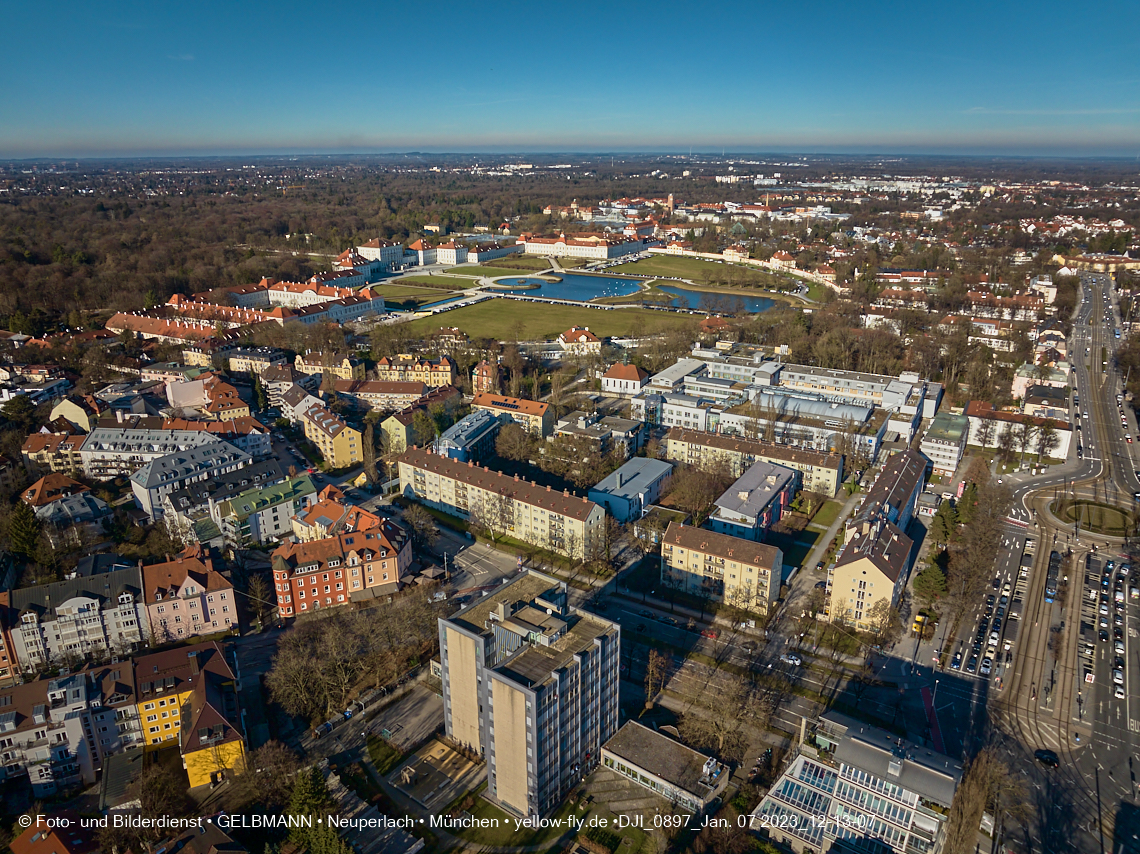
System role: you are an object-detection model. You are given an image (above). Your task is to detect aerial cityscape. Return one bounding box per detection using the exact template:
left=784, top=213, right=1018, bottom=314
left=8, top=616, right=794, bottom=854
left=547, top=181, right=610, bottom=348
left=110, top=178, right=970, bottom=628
left=1, top=4, right=1140, bottom=854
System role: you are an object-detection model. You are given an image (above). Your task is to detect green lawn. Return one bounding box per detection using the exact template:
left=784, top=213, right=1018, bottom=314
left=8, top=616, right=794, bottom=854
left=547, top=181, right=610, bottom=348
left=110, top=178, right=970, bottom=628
left=469, top=265, right=555, bottom=279
left=767, top=529, right=820, bottom=568
left=477, top=256, right=551, bottom=271
left=804, top=280, right=831, bottom=302
left=366, top=735, right=404, bottom=775
left=391, top=275, right=472, bottom=289
left=811, top=500, right=843, bottom=530
left=406, top=299, right=697, bottom=340
left=453, top=795, right=584, bottom=847
left=373, top=283, right=460, bottom=308
left=612, top=254, right=807, bottom=296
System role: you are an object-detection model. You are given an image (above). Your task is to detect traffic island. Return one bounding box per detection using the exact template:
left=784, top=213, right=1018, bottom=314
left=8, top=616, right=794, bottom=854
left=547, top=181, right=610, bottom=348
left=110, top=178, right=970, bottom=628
left=1050, top=498, right=1135, bottom=537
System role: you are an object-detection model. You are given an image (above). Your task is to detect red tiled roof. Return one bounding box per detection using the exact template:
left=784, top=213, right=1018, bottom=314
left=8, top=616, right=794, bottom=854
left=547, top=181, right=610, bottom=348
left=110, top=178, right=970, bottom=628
left=603, top=363, right=649, bottom=382
left=399, top=447, right=597, bottom=521
left=23, top=473, right=88, bottom=507
left=472, top=392, right=549, bottom=417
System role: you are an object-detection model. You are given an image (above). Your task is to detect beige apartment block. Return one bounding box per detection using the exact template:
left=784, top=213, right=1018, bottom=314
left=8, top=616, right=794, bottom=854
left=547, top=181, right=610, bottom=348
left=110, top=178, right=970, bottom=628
left=438, top=571, right=620, bottom=817
left=660, top=522, right=782, bottom=615
left=398, top=447, right=602, bottom=559
left=664, top=428, right=844, bottom=496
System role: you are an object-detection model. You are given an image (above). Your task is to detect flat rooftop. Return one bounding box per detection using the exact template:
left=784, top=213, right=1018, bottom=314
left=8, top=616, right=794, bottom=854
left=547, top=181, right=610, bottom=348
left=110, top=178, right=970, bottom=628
left=922, top=412, right=969, bottom=443
left=494, top=609, right=616, bottom=688
left=448, top=572, right=561, bottom=636
left=821, top=711, right=962, bottom=806
left=590, top=458, right=672, bottom=500
left=603, top=721, right=721, bottom=798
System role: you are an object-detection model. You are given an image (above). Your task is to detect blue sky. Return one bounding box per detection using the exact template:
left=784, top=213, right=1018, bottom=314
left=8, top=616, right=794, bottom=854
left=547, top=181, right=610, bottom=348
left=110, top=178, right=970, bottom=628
left=3, top=1, right=1139, bottom=157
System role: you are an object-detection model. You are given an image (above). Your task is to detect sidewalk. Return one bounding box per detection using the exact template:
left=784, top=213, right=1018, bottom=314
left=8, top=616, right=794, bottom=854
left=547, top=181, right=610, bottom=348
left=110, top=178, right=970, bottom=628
left=782, top=490, right=863, bottom=623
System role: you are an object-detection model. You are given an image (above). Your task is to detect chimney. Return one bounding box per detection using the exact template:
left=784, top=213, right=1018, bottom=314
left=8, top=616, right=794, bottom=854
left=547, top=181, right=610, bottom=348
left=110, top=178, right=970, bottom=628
left=616, top=472, right=622, bottom=488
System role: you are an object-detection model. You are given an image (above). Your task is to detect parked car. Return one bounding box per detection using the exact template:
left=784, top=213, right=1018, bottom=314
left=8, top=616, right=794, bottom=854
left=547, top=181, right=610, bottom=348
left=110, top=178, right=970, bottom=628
left=779, top=652, right=802, bottom=666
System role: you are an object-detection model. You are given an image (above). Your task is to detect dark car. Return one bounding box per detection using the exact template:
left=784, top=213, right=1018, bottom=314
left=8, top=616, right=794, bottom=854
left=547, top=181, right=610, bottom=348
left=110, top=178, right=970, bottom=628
left=635, top=623, right=646, bottom=632
left=663, top=617, right=678, bottom=626
left=639, top=609, right=652, bottom=617
left=967, top=656, right=978, bottom=673
left=951, top=652, right=962, bottom=670
left=1100, top=630, right=1110, bottom=643
left=1034, top=749, right=1060, bottom=768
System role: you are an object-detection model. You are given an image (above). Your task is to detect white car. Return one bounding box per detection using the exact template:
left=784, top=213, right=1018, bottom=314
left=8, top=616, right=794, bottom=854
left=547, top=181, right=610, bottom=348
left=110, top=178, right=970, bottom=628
left=1116, top=685, right=1127, bottom=699
left=780, top=653, right=802, bottom=666
left=1114, top=669, right=1125, bottom=685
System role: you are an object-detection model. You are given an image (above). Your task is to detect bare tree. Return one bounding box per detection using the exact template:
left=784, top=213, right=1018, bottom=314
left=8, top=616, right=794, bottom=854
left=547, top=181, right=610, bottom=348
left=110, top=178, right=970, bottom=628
left=974, top=416, right=996, bottom=449
left=943, top=747, right=1030, bottom=854
left=403, top=503, right=440, bottom=551
left=643, top=649, right=669, bottom=710
left=228, top=741, right=300, bottom=810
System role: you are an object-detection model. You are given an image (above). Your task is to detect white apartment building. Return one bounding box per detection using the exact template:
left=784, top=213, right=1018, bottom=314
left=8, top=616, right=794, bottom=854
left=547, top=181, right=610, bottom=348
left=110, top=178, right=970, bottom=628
left=6, top=568, right=149, bottom=674
left=434, top=241, right=468, bottom=265
left=130, top=440, right=253, bottom=521
left=215, top=475, right=319, bottom=546
left=918, top=412, right=970, bottom=477
left=0, top=669, right=141, bottom=796
left=80, top=425, right=221, bottom=480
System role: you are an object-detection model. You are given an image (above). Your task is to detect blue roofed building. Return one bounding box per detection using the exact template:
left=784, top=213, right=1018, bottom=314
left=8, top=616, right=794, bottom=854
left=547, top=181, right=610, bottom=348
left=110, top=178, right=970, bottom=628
left=434, top=409, right=504, bottom=463
left=707, top=460, right=799, bottom=542
left=587, top=458, right=673, bottom=523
